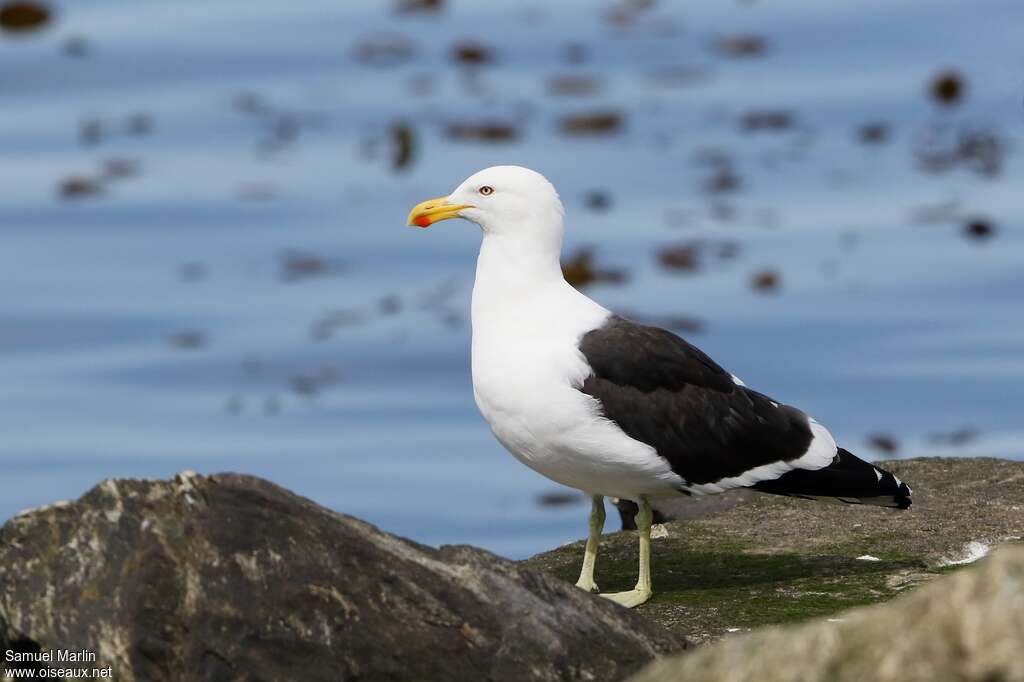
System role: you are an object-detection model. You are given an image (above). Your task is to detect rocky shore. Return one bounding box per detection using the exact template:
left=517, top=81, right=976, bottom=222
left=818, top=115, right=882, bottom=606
left=527, top=457, right=1024, bottom=643
left=2, top=457, right=1022, bottom=682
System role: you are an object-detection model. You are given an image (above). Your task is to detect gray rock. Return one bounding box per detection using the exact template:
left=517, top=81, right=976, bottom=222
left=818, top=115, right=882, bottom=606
left=0, top=472, right=685, bottom=682
left=628, top=546, right=1024, bottom=682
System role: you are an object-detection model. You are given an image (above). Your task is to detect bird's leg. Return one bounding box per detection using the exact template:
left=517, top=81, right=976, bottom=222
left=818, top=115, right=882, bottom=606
left=574, top=495, right=605, bottom=593
left=602, top=496, right=653, bottom=608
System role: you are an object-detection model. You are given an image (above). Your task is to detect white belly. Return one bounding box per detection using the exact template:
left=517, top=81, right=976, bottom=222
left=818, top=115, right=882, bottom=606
left=471, top=334, right=684, bottom=499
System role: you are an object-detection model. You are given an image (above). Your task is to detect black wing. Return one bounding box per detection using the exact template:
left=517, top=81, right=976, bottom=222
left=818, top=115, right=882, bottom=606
left=577, top=315, right=816, bottom=486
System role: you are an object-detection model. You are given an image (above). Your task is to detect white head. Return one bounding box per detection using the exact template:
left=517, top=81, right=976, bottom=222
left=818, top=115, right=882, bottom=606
left=407, top=165, right=565, bottom=242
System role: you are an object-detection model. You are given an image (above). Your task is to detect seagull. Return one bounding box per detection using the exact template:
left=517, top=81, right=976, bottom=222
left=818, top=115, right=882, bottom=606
left=407, top=165, right=912, bottom=608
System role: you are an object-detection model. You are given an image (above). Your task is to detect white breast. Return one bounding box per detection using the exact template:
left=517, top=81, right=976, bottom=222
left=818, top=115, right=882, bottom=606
left=470, top=240, right=684, bottom=499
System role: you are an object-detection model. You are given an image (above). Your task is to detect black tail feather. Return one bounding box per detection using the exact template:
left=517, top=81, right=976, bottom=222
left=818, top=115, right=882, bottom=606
left=752, top=448, right=912, bottom=509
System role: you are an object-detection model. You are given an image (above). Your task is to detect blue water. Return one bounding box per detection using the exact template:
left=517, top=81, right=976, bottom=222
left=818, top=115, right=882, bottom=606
left=1, top=0, right=1021, bottom=558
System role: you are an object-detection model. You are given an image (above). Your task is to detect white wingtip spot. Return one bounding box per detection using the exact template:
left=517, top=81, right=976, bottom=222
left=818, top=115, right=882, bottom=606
left=730, top=374, right=746, bottom=387
left=856, top=555, right=881, bottom=561
left=874, top=468, right=883, bottom=482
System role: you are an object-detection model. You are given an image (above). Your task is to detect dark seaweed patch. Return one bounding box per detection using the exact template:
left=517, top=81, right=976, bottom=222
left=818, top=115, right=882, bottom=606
left=866, top=433, right=899, bottom=454
left=560, top=111, right=623, bottom=136
left=0, top=1, right=50, bottom=33
left=58, top=176, right=104, bottom=199
left=561, top=248, right=628, bottom=289
left=445, top=121, right=520, bottom=143
left=930, top=70, right=965, bottom=105
left=713, top=34, right=768, bottom=57
left=169, top=331, right=206, bottom=350
left=391, top=121, right=416, bottom=171
left=750, top=269, right=780, bottom=293
left=963, top=218, right=995, bottom=241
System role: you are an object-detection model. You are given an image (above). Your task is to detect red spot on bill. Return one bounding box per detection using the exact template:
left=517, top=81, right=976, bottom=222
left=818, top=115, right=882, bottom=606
left=414, top=216, right=432, bottom=228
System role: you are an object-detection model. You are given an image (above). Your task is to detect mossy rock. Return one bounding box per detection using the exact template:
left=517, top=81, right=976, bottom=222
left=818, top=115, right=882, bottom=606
left=522, top=457, right=1024, bottom=643
left=628, top=545, right=1024, bottom=682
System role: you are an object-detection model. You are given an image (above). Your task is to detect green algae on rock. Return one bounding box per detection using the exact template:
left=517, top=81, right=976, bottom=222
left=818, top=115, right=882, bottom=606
left=627, top=545, right=1024, bottom=682
left=523, top=457, right=1024, bottom=643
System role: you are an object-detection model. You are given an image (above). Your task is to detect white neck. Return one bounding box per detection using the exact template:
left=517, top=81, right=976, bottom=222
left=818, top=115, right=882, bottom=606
left=470, top=226, right=609, bottom=347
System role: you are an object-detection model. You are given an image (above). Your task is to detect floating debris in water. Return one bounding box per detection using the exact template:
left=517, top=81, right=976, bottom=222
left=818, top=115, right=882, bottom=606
left=234, top=91, right=271, bottom=116
left=560, top=111, right=623, bottom=136
left=927, top=427, right=978, bottom=447
left=289, top=365, right=342, bottom=398
left=452, top=41, right=493, bottom=65
left=101, top=157, right=141, bottom=180
left=125, top=112, right=153, bottom=136
left=930, top=69, right=965, bottom=106
left=445, top=121, right=520, bottom=143
left=536, top=490, right=584, bottom=508
left=0, top=1, right=50, bottom=33
left=225, top=395, right=244, bottom=415
left=58, top=176, right=104, bottom=199
left=561, top=248, right=628, bottom=289
left=279, top=249, right=343, bottom=282
left=353, top=32, right=416, bottom=67
left=377, top=294, right=402, bottom=316
left=908, top=199, right=961, bottom=225
left=390, top=121, right=416, bottom=171
left=169, top=331, right=206, bottom=350
left=240, top=356, right=263, bottom=377
left=866, top=433, right=899, bottom=454
left=395, top=0, right=443, bottom=13
left=236, top=182, right=278, bottom=201
left=583, top=190, right=612, bottom=212
left=547, top=74, right=602, bottom=97
left=839, top=231, right=859, bottom=252
left=656, top=240, right=741, bottom=273
left=713, top=34, right=769, bottom=57
left=913, top=122, right=1005, bottom=177
left=657, top=315, right=704, bottom=333
left=657, top=243, right=699, bottom=273
left=750, top=269, right=781, bottom=293
left=963, top=218, right=995, bottom=241
left=79, top=118, right=102, bottom=145
left=563, top=43, right=587, bottom=64
left=626, top=312, right=705, bottom=334
left=231, top=93, right=326, bottom=153
left=663, top=207, right=696, bottom=228
left=264, top=395, right=282, bottom=415
left=416, top=278, right=463, bottom=328
left=647, top=65, right=715, bottom=88
left=406, top=73, right=435, bottom=97
left=695, top=148, right=742, bottom=194
left=740, top=110, right=795, bottom=132
left=718, top=241, right=741, bottom=259
left=857, top=121, right=890, bottom=144
left=310, top=309, right=368, bottom=341
left=602, top=0, right=659, bottom=29
left=709, top=202, right=737, bottom=223
left=177, top=262, right=208, bottom=283
left=705, top=165, right=743, bottom=194
left=264, top=114, right=299, bottom=151
left=61, top=34, right=88, bottom=57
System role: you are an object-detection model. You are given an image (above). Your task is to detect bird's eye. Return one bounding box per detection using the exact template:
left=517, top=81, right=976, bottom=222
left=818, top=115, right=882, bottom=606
left=479, top=185, right=494, bottom=196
